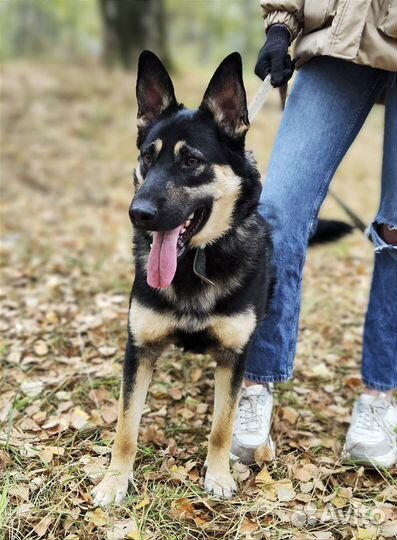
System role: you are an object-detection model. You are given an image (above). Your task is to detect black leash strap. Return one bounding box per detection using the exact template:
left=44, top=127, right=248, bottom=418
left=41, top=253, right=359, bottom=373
left=328, top=189, right=367, bottom=233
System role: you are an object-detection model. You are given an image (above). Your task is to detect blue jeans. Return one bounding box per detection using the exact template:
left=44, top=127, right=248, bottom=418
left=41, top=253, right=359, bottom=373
left=246, top=57, right=397, bottom=391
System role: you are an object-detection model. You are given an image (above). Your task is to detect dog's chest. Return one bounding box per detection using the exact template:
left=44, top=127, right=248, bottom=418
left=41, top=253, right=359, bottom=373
left=160, top=283, right=220, bottom=317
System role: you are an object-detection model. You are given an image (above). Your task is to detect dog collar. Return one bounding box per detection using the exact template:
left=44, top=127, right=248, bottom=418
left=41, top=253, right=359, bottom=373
left=193, top=248, right=215, bottom=286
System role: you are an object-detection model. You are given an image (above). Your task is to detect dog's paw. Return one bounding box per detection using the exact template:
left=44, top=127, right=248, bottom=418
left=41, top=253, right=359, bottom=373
left=91, top=472, right=129, bottom=507
left=204, top=470, right=237, bottom=500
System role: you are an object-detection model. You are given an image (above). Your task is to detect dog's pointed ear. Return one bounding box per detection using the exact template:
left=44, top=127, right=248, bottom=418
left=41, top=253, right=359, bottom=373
left=136, top=50, right=178, bottom=147
left=200, top=52, right=249, bottom=139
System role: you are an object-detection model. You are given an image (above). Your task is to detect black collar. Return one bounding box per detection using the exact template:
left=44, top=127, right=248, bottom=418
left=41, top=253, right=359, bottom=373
left=193, top=248, right=215, bottom=286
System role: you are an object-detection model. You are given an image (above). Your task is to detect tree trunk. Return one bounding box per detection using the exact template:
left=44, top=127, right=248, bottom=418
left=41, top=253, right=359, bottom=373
left=99, top=0, right=171, bottom=70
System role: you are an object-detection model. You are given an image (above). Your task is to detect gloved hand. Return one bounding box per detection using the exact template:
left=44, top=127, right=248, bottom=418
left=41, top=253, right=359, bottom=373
left=254, top=24, right=295, bottom=87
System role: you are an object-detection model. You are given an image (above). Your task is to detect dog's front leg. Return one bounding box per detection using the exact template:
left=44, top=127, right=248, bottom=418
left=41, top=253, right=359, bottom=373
left=92, top=337, right=154, bottom=506
left=204, top=355, right=244, bottom=499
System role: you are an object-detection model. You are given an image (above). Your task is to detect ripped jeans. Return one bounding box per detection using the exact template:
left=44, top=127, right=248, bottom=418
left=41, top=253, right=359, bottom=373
left=246, top=57, right=397, bottom=391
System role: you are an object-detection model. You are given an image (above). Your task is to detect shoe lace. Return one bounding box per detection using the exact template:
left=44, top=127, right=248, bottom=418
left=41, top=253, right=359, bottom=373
left=239, top=392, right=266, bottom=432
left=355, top=397, right=396, bottom=444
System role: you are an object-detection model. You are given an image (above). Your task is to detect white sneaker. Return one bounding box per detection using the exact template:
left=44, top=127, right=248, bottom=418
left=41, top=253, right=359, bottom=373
left=231, top=384, right=275, bottom=465
left=343, top=393, right=397, bottom=469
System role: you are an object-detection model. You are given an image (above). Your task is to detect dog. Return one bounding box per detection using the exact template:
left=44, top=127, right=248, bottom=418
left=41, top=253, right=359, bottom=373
left=92, top=50, right=274, bottom=505
left=92, top=51, right=353, bottom=506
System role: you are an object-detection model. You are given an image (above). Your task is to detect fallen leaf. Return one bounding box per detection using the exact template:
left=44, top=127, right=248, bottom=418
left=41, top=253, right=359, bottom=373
left=34, top=340, right=49, bottom=356
left=169, top=465, right=188, bottom=482
left=81, top=456, right=108, bottom=480
left=34, top=516, right=53, bottom=537
left=98, top=346, right=117, bottom=357
left=10, top=484, right=29, bottom=501
left=240, top=518, right=258, bottom=534
left=293, top=463, right=319, bottom=482
left=232, top=461, right=250, bottom=481
left=274, top=478, right=296, bottom=502
left=86, top=507, right=107, bottom=527
left=101, top=405, right=118, bottom=425
left=254, top=443, right=275, bottom=465
left=255, top=467, right=278, bottom=501
left=19, top=418, right=41, bottom=431
left=381, top=520, right=397, bottom=538
left=193, top=516, right=210, bottom=530
left=70, top=407, right=90, bottom=429
left=7, top=348, right=22, bottom=364
left=332, top=487, right=352, bottom=508
left=313, top=533, right=334, bottom=540
left=345, top=375, right=362, bottom=389
left=170, top=498, right=195, bottom=521
left=40, top=448, right=54, bottom=463
left=255, top=466, right=273, bottom=486
left=169, top=387, right=183, bottom=400
left=300, top=481, right=314, bottom=493
left=310, top=364, right=332, bottom=379
left=135, top=494, right=150, bottom=510
left=107, top=519, right=139, bottom=540
left=282, top=407, right=299, bottom=424
left=356, top=527, right=378, bottom=540
left=21, top=380, right=44, bottom=397
left=191, top=368, right=202, bottom=382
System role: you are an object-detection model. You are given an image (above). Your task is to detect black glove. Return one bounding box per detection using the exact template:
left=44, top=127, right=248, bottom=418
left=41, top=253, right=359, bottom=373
left=255, top=24, right=295, bottom=87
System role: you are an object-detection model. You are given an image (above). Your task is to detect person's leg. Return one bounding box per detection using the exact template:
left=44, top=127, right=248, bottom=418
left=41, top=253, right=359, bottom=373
left=245, top=57, right=387, bottom=384
left=343, top=74, right=397, bottom=469
left=362, top=72, right=397, bottom=393
left=339, top=74, right=397, bottom=469
left=232, top=57, right=388, bottom=464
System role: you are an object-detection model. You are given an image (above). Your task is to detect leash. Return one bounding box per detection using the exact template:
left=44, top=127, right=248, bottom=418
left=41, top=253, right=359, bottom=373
left=328, top=191, right=367, bottom=233
left=247, top=76, right=367, bottom=235
left=248, top=75, right=273, bottom=123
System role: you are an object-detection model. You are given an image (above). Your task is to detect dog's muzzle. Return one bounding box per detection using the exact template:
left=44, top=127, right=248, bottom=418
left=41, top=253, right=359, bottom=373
left=129, top=200, right=158, bottom=229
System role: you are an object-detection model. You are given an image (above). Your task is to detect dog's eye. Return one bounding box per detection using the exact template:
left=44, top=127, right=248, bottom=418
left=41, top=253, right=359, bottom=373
left=186, top=156, right=199, bottom=167
left=142, top=153, right=152, bottom=165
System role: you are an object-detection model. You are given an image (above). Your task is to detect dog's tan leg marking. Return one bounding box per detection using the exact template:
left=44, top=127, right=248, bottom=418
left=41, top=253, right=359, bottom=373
left=204, top=365, right=240, bottom=499
left=92, top=359, right=153, bottom=507
left=129, top=299, right=176, bottom=347
left=210, top=309, right=256, bottom=352
left=204, top=311, right=256, bottom=498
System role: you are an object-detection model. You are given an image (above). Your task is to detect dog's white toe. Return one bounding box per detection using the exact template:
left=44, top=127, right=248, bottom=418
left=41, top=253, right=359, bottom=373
left=91, top=473, right=129, bottom=507
left=204, top=471, right=237, bottom=500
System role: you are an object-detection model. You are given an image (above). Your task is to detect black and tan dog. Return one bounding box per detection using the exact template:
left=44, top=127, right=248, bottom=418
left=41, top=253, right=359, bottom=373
left=92, top=50, right=273, bottom=505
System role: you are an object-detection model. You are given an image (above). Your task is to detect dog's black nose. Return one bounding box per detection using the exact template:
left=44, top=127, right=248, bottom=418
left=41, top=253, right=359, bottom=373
left=129, top=201, right=158, bottom=228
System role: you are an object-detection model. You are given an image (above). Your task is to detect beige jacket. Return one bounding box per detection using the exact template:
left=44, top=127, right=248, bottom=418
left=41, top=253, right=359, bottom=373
left=260, top=0, right=397, bottom=71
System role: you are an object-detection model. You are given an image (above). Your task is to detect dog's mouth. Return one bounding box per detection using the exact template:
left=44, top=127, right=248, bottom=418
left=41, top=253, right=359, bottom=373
left=147, top=207, right=209, bottom=289
left=177, top=207, right=207, bottom=257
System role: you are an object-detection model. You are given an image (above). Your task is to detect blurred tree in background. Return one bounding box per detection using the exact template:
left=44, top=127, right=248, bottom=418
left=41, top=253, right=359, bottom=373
left=0, top=0, right=263, bottom=71
left=99, top=0, right=171, bottom=69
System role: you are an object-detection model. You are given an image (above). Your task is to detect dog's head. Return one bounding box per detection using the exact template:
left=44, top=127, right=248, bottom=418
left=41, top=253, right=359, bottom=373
left=130, top=51, right=260, bottom=289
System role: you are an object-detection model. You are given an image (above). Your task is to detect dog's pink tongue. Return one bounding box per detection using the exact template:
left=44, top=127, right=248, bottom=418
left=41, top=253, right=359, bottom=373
left=147, top=226, right=182, bottom=288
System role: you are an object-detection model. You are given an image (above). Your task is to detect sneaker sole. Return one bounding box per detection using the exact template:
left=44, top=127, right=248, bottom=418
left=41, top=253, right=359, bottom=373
left=342, top=444, right=396, bottom=469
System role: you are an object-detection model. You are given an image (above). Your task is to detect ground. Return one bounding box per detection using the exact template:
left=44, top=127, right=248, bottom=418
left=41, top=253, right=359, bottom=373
left=0, top=61, right=396, bottom=540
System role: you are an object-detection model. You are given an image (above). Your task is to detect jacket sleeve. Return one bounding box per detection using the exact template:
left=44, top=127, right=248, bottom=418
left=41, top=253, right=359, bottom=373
left=260, top=0, right=304, bottom=40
